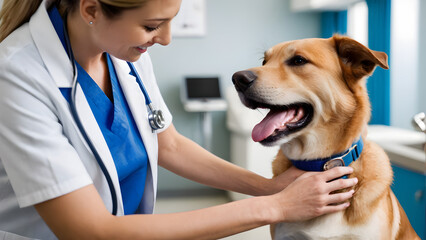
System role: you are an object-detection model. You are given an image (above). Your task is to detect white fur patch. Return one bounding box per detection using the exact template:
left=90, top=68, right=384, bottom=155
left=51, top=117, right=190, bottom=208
left=390, top=192, right=401, bottom=240
left=274, top=209, right=388, bottom=240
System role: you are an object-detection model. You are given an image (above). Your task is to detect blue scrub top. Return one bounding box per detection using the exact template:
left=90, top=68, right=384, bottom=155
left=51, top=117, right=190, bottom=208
left=48, top=6, right=148, bottom=215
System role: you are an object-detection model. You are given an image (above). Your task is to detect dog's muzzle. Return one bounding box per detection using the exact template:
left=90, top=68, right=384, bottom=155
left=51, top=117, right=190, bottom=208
left=231, top=69, right=314, bottom=145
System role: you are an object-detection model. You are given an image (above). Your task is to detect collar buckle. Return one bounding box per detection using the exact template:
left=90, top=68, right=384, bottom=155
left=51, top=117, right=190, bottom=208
left=323, top=158, right=344, bottom=170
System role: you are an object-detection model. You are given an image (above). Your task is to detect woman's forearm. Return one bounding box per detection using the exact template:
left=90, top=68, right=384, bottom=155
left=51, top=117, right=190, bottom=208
left=36, top=184, right=277, bottom=240
left=110, top=196, right=275, bottom=240
left=36, top=169, right=356, bottom=239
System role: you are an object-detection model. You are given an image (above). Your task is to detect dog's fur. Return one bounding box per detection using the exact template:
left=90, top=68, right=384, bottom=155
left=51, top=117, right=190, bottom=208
left=232, top=35, right=419, bottom=239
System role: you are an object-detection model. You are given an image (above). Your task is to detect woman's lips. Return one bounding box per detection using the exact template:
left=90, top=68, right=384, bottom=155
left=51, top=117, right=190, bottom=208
left=136, top=46, right=147, bottom=53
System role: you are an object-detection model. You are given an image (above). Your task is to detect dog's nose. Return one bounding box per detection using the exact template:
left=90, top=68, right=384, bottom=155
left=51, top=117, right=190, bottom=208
left=232, top=71, right=257, bottom=92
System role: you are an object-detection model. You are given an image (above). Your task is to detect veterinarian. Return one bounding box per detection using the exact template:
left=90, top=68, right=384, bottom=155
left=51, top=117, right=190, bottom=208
left=0, top=0, right=358, bottom=239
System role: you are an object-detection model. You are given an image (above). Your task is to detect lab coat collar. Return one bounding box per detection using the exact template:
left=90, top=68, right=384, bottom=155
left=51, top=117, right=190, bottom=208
left=110, top=57, right=157, bottom=214
left=29, top=1, right=125, bottom=215
left=30, top=0, right=73, bottom=88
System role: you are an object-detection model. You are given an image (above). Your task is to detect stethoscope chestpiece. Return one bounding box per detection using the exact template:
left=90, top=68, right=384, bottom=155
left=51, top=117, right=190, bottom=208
left=127, top=62, right=166, bottom=131
left=148, top=104, right=165, bottom=131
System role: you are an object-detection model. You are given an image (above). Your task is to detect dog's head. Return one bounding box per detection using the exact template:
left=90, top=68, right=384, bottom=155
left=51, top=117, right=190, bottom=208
left=232, top=35, right=388, bottom=159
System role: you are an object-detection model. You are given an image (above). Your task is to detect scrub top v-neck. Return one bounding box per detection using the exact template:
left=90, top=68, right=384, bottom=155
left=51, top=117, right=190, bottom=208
left=48, top=6, right=149, bottom=215
left=77, top=55, right=149, bottom=215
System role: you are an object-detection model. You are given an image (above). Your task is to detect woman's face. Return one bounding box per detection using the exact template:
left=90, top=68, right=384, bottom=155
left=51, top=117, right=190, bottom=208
left=92, top=0, right=181, bottom=62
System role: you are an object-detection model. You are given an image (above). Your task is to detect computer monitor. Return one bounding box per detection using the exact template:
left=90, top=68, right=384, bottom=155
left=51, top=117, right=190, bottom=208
left=184, top=77, right=222, bottom=100
left=181, top=76, right=227, bottom=112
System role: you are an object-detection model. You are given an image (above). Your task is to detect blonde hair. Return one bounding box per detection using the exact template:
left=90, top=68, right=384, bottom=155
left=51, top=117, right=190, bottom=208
left=0, top=0, right=149, bottom=42
left=99, top=0, right=149, bottom=8
left=0, top=0, right=42, bottom=42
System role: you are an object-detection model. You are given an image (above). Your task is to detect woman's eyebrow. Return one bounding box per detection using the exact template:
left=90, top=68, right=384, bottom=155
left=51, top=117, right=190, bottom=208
left=145, top=11, right=180, bottom=22
left=145, top=18, right=170, bottom=21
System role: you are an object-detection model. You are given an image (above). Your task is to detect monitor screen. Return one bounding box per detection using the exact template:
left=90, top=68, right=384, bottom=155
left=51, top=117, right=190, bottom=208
left=185, top=77, right=221, bottom=99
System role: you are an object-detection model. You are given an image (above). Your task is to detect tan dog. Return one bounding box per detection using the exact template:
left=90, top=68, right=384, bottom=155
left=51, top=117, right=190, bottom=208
left=232, top=35, right=419, bottom=239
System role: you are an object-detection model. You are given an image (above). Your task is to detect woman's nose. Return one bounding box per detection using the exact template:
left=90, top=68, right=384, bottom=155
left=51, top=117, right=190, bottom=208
left=152, top=22, right=171, bottom=46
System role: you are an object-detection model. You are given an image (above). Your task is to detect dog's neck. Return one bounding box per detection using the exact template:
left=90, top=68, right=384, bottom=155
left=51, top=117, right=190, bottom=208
left=280, top=119, right=366, bottom=159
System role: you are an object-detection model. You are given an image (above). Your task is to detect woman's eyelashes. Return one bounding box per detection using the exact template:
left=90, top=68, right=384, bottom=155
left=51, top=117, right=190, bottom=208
left=144, top=25, right=160, bottom=32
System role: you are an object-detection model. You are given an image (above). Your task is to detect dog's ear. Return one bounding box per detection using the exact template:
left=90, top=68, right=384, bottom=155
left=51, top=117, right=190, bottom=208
left=332, top=35, right=389, bottom=82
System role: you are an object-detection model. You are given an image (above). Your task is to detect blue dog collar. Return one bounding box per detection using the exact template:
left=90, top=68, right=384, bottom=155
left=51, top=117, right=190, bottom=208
left=290, top=138, right=364, bottom=172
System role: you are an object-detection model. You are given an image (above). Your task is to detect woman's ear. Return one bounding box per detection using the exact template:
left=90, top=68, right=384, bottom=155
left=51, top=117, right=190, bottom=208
left=332, top=34, right=389, bottom=82
left=79, top=0, right=100, bottom=25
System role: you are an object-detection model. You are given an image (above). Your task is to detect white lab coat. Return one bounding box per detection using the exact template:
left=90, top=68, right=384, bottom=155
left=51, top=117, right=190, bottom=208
left=0, top=0, right=172, bottom=239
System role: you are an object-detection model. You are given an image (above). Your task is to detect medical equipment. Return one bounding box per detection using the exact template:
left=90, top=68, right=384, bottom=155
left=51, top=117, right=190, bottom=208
left=63, top=17, right=164, bottom=216
left=127, top=62, right=165, bottom=131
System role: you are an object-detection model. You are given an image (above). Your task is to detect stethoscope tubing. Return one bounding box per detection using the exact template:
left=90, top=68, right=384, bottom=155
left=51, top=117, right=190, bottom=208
left=127, top=61, right=165, bottom=131
left=127, top=61, right=152, bottom=105
left=70, top=71, right=119, bottom=216
left=64, top=18, right=118, bottom=215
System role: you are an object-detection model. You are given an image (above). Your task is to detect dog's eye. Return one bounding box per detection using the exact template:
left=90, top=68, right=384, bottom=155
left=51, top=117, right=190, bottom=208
left=287, top=55, right=308, bottom=66
left=261, top=56, right=267, bottom=66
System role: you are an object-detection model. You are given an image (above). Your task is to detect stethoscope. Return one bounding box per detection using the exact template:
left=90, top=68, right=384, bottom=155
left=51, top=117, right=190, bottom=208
left=63, top=17, right=165, bottom=215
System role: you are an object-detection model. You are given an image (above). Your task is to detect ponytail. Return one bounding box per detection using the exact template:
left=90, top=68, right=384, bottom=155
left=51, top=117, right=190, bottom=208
left=0, top=0, right=43, bottom=42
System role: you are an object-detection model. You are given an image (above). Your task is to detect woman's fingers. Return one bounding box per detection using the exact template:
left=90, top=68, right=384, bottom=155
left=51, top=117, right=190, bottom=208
left=271, top=166, right=359, bottom=222
left=325, top=189, right=355, bottom=205
left=326, top=177, right=358, bottom=193
left=322, top=167, right=354, bottom=182
left=320, top=167, right=357, bottom=205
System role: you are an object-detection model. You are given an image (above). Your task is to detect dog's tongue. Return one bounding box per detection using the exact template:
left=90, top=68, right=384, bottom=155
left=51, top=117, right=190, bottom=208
left=252, top=109, right=296, bottom=142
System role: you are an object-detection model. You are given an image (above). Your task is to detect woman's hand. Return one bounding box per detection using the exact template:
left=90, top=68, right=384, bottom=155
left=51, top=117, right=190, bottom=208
left=266, top=166, right=306, bottom=195
left=268, top=166, right=357, bottom=223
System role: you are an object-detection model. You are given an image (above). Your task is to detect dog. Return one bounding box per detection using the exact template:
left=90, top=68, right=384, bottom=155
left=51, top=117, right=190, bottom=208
left=232, top=35, right=419, bottom=239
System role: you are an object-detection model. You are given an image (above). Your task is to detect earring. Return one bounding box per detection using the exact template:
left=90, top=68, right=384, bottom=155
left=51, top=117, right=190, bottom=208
left=89, top=21, right=93, bottom=25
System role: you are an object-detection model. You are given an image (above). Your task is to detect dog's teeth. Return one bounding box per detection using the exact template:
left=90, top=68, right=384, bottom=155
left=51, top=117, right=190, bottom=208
left=290, top=107, right=305, bottom=122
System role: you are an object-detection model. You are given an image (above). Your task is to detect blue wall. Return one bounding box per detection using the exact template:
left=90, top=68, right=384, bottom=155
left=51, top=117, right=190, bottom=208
left=367, top=0, right=391, bottom=125
left=149, top=0, right=321, bottom=192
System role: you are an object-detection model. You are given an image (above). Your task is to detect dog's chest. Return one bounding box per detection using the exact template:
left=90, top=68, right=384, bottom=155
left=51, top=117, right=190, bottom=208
left=274, top=210, right=387, bottom=240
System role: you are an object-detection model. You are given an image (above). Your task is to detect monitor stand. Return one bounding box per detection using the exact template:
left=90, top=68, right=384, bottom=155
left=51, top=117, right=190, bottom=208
left=183, top=100, right=227, bottom=151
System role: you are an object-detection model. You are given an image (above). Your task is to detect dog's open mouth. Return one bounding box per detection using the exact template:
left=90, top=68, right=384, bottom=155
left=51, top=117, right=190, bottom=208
left=250, top=102, right=314, bottom=144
